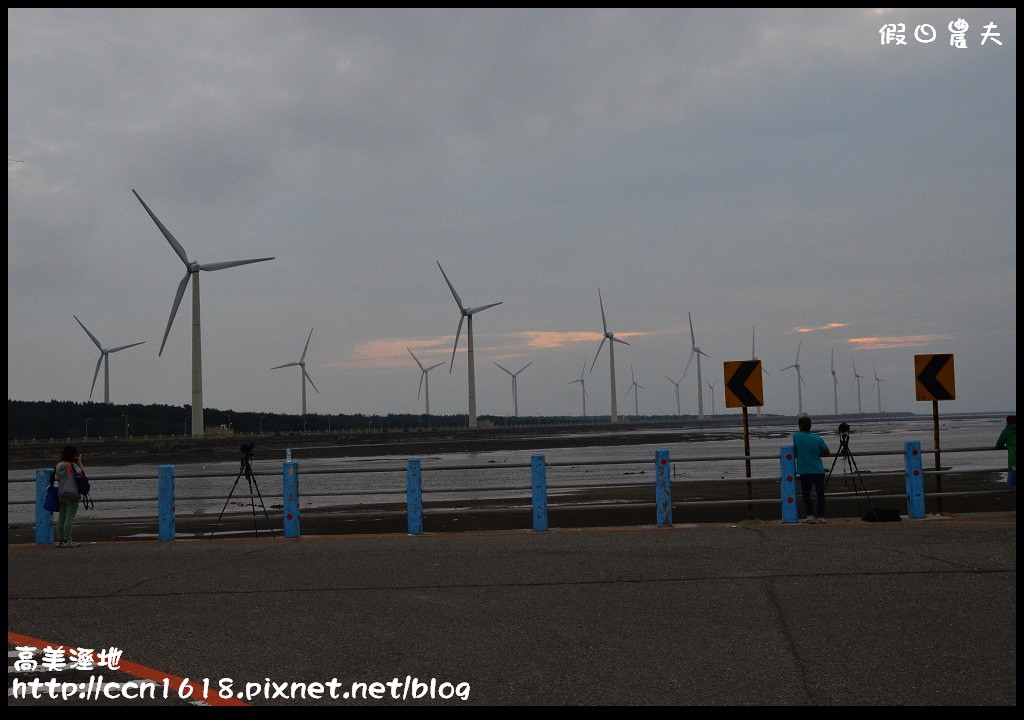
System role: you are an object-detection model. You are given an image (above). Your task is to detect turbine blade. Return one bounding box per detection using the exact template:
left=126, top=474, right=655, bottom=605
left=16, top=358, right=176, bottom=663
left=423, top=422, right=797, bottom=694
left=417, top=372, right=424, bottom=400
left=301, top=328, right=313, bottom=362
left=74, top=315, right=103, bottom=351
left=198, top=257, right=274, bottom=271
left=682, top=349, right=695, bottom=377
left=133, top=189, right=189, bottom=266
left=795, top=337, right=803, bottom=362
left=449, top=315, right=465, bottom=372
left=612, top=336, right=630, bottom=346
left=426, top=362, right=445, bottom=372
left=494, top=361, right=513, bottom=376
left=518, top=361, right=533, bottom=374
left=437, top=261, right=464, bottom=310
left=159, top=271, right=191, bottom=356
left=304, top=369, right=320, bottom=394
left=698, top=348, right=709, bottom=358
left=272, top=361, right=300, bottom=370
left=590, top=337, right=607, bottom=372
left=598, top=289, right=608, bottom=334
left=407, top=348, right=425, bottom=371
left=467, top=301, right=502, bottom=314
left=107, top=341, right=146, bottom=354
left=89, top=355, right=103, bottom=399
left=688, top=312, right=696, bottom=349
left=781, top=364, right=795, bottom=372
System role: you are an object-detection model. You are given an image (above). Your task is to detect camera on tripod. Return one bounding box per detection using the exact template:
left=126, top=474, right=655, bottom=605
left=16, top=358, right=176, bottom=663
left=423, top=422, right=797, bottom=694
left=240, top=442, right=255, bottom=462
left=836, top=422, right=851, bottom=448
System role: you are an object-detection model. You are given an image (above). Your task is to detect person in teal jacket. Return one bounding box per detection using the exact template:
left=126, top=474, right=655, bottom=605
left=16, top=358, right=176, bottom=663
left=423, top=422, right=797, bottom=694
left=995, top=415, right=1015, bottom=492
left=792, top=415, right=830, bottom=523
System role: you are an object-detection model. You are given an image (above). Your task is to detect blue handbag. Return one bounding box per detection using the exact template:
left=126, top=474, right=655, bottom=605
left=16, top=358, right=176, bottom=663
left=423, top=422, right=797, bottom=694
left=44, top=484, right=60, bottom=512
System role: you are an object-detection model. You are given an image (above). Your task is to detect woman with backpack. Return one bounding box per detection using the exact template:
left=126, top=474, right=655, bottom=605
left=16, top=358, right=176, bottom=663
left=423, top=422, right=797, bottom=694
left=54, top=445, right=87, bottom=548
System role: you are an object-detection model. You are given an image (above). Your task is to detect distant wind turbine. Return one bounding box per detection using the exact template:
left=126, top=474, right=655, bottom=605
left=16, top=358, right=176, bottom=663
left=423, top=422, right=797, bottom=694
left=851, top=356, right=866, bottom=414
left=780, top=337, right=807, bottom=416
left=494, top=360, right=533, bottom=417
left=624, top=364, right=645, bottom=418
left=706, top=378, right=719, bottom=416
left=272, top=328, right=319, bottom=421
left=752, top=327, right=769, bottom=416
left=133, top=189, right=274, bottom=436
left=408, top=349, right=445, bottom=415
left=683, top=313, right=710, bottom=419
left=872, top=364, right=885, bottom=413
left=665, top=374, right=685, bottom=416
left=570, top=359, right=589, bottom=418
left=830, top=347, right=840, bottom=417
left=590, top=289, right=630, bottom=423
left=437, top=261, right=502, bottom=429
left=73, top=315, right=145, bottom=404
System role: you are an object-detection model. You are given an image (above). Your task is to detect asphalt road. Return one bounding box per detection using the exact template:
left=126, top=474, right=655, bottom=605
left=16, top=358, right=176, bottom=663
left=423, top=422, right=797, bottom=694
left=8, top=511, right=1017, bottom=706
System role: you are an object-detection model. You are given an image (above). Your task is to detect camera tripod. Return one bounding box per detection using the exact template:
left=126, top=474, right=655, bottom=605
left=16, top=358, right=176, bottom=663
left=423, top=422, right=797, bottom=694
left=210, top=449, right=276, bottom=539
left=825, top=429, right=869, bottom=518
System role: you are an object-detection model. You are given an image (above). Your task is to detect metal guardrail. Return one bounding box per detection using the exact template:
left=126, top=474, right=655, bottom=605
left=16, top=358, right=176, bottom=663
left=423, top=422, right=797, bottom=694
left=16, top=443, right=1011, bottom=544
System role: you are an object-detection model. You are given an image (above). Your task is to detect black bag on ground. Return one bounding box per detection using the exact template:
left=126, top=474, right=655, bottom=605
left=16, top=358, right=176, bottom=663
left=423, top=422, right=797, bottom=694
left=863, top=507, right=901, bottom=522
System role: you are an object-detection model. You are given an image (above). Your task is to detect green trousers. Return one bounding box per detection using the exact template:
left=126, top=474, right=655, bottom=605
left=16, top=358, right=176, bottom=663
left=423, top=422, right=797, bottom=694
left=57, top=500, right=79, bottom=543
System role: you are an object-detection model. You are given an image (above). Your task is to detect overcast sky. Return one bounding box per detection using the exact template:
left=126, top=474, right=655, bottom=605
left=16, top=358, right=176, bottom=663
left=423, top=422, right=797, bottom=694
left=8, top=9, right=1017, bottom=422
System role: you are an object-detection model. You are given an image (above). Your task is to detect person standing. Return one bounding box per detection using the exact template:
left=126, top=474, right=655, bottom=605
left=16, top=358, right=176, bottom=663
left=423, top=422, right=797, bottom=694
left=54, top=445, right=85, bottom=548
left=995, top=415, right=1016, bottom=492
left=792, top=414, right=830, bottom=523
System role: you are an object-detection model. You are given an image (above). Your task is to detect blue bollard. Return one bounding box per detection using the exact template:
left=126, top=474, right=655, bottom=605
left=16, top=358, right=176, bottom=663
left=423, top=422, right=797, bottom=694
left=35, top=468, right=55, bottom=545
left=531, top=454, right=548, bottom=531
left=780, top=445, right=798, bottom=524
left=904, top=441, right=926, bottom=519
left=283, top=461, right=300, bottom=538
left=158, top=465, right=175, bottom=542
left=655, top=449, right=672, bottom=527
left=407, top=458, right=423, bottom=535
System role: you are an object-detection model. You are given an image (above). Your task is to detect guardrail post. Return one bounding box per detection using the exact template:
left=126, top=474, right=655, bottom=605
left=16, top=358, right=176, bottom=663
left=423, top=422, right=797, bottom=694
left=35, top=468, right=55, bottom=545
left=407, top=458, right=423, bottom=535
left=531, top=454, right=548, bottom=531
left=656, top=449, right=672, bottom=527
left=904, top=441, right=926, bottom=519
left=780, top=445, right=798, bottom=523
left=158, top=465, right=175, bottom=542
left=283, top=460, right=300, bottom=538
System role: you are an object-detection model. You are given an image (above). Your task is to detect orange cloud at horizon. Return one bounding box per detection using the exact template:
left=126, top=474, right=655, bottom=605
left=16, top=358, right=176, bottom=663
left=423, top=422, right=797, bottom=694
left=795, top=322, right=848, bottom=333
left=848, top=334, right=954, bottom=350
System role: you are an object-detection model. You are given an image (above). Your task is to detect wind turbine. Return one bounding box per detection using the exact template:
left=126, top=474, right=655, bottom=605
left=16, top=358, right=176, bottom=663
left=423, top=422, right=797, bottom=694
left=408, top=349, right=445, bottom=415
left=683, top=312, right=710, bottom=419
left=706, top=378, right=719, bottom=416
left=665, top=374, right=685, bottom=416
left=133, top=189, right=274, bottom=437
left=570, top=359, right=589, bottom=418
left=830, top=347, right=840, bottom=417
left=493, top=360, right=533, bottom=417
left=624, top=364, right=645, bottom=419
left=437, top=261, right=502, bottom=429
left=872, top=364, right=885, bottom=413
left=73, top=315, right=145, bottom=404
left=851, top=356, right=866, bottom=414
left=271, top=328, right=319, bottom=422
left=752, top=327, right=770, bottom=416
left=780, top=337, right=806, bottom=416
left=590, top=289, right=630, bottom=423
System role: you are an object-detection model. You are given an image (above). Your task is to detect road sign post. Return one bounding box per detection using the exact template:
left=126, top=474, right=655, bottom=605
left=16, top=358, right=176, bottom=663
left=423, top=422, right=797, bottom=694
left=725, top=360, right=763, bottom=520
left=915, top=354, right=956, bottom=513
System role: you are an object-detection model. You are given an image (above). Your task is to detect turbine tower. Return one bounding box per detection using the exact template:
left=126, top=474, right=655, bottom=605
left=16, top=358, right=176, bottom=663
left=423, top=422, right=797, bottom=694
left=780, top=337, right=806, bottom=416
left=665, top=374, right=685, bottom=416
left=851, top=356, right=866, bottom=414
left=494, top=360, right=533, bottom=417
left=73, top=315, right=145, bottom=404
left=133, top=189, right=274, bottom=436
left=624, top=364, right=645, bottom=419
left=872, top=364, right=884, bottom=413
left=271, top=328, right=320, bottom=422
left=437, top=261, right=502, bottom=429
left=408, top=349, right=445, bottom=415
left=830, top=347, right=839, bottom=417
left=683, top=312, right=710, bottom=419
left=570, top=359, right=589, bottom=418
left=589, top=289, right=630, bottom=423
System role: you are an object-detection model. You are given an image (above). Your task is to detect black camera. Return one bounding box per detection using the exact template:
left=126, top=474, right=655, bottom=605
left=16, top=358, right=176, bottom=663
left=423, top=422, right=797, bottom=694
left=837, top=422, right=850, bottom=435
left=240, top=442, right=255, bottom=457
